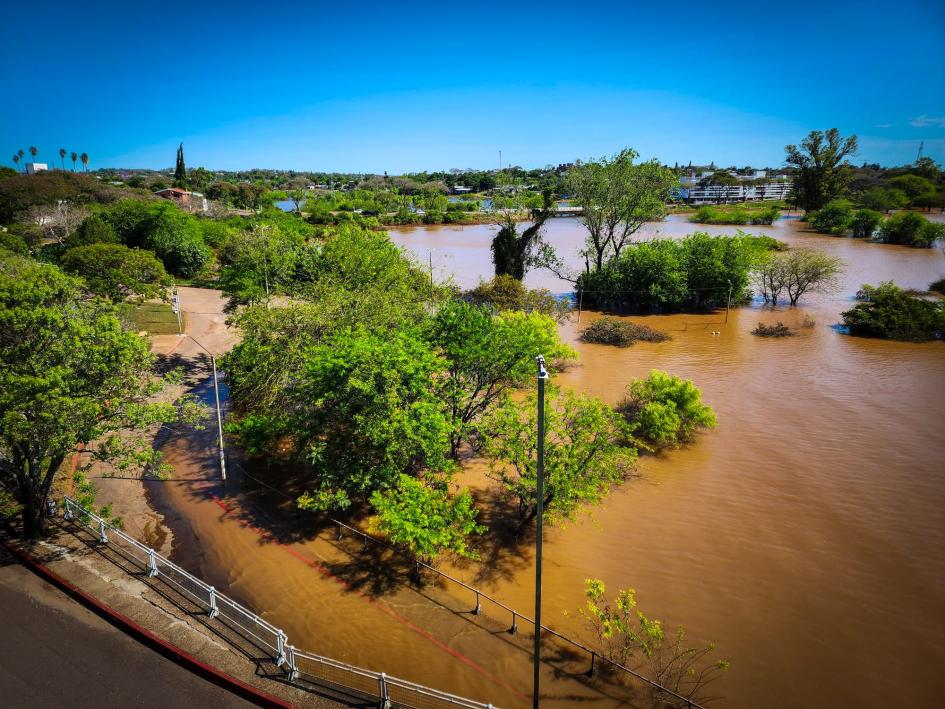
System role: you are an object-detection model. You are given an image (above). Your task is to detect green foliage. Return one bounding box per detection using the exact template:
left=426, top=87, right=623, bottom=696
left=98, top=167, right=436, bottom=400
left=173, top=144, right=187, bottom=189
left=480, top=390, right=636, bottom=525
left=0, top=171, right=124, bottom=223
left=579, top=579, right=729, bottom=706
left=859, top=186, right=908, bottom=214
left=929, top=277, right=945, bottom=295
left=784, top=129, right=858, bottom=211
left=577, top=232, right=769, bottom=312
left=0, top=229, right=30, bottom=255
left=567, top=148, right=678, bottom=270
left=805, top=199, right=853, bottom=234
left=370, top=474, right=485, bottom=563
left=292, top=328, right=452, bottom=511
left=877, top=211, right=945, bottom=248
left=464, top=274, right=570, bottom=321
left=617, top=370, right=717, bottom=446
left=425, top=300, right=575, bottom=455
left=579, top=317, right=670, bottom=347
left=850, top=209, right=883, bottom=239
left=65, top=214, right=120, bottom=249
left=0, top=256, right=198, bottom=537
left=218, top=225, right=305, bottom=307
left=842, top=282, right=945, bottom=342
left=60, top=243, right=170, bottom=301
left=886, top=174, right=936, bottom=202
left=752, top=248, right=844, bottom=305
left=692, top=203, right=780, bottom=225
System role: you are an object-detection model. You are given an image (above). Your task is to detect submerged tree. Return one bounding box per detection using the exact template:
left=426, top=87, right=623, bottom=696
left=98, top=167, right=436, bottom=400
left=490, top=189, right=555, bottom=279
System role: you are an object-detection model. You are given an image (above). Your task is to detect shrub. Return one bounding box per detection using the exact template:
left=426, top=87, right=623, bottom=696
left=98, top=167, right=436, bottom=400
left=580, top=317, right=670, bottom=347
left=850, top=209, right=882, bottom=239
left=617, top=370, right=717, bottom=446
left=930, top=277, right=945, bottom=295
left=60, top=243, right=171, bottom=301
left=842, top=281, right=945, bottom=341
left=878, top=211, right=945, bottom=248
left=806, top=200, right=853, bottom=234
left=64, top=214, right=120, bottom=249
left=0, top=230, right=30, bottom=255
left=751, top=321, right=793, bottom=337
left=464, top=274, right=570, bottom=321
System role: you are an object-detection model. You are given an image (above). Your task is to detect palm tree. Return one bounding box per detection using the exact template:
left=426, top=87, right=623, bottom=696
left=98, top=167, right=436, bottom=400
left=80, top=153, right=89, bottom=172
left=70, top=152, right=78, bottom=171
left=29, top=146, right=38, bottom=161
left=17, top=149, right=25, bottom=171
left=59, top=148, right=67, bottom=170
left=12, top=154, right=20, bottom=171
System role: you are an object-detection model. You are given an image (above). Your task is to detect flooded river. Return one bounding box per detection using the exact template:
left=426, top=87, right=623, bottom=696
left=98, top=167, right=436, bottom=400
left=152, top=215, right=945, bottom=708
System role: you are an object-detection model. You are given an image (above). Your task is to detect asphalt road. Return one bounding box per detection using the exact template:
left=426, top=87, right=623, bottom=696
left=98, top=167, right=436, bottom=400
left=0, top=549, right=257, bottom=709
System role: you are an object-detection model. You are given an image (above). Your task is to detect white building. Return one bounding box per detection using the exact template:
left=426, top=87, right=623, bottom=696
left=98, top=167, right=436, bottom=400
left=676, top=170, right=793, bottom=204
left=25, top=163, right=48, bottom=174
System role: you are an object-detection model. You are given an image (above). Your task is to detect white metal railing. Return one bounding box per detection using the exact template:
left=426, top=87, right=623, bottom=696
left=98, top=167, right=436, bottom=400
left=61, top=497, right=496, bottom=709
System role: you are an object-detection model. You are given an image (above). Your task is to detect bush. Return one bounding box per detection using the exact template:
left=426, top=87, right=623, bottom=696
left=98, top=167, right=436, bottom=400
left=464, top=274, right=570, bottom=320
left=691, top=204, right=779, bottom=226
left=850, top=209, right=883, bottom=239
left=580, top=317, right=670, bottom=347
left=842, top=282, right=945, bottom=341
left=806, top=200, right=852, bottom=234
left=930, top=277, right=945, bottom=295
left=751, top=321, right=793, bottom=337
left=0, top=230, right=30, bottom=255
left=64, top=214, right=120, bottom=249
left=617, top=370, right=717, bottom=446
left=60, top=243, right=170, bottom=301
left=878, top=211, right=945, bottom=248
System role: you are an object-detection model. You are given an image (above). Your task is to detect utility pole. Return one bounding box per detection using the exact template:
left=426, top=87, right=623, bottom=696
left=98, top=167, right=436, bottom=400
left=533, top=355, right=548, bottom=709
left=185, top=334, right=227, bottom=482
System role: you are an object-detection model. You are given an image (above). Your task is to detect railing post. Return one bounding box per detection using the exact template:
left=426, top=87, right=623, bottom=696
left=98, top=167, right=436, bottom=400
left=63, top=499, right=73, bottom=522
left=336, top=523, right=342, bottom=541
left=474, top=591, right=482, bottom=616
left=286, top=644, right=298, bottom=681
left=378, top=672, right=391, bottom=709
left=147, top=548, right=158, bottom=577
left=275, top=630, right=287, bottom=667
left=587, top=651, right=596, bottom=677
left=509, top=611, right=518, bottom=635
left=208, top=586, right=219, bottom=618
left=98, top=518, right=108, bottom=544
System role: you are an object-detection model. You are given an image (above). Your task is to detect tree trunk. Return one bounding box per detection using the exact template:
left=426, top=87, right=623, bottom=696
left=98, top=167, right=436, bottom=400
left=21, top=493, right=47, bottom=538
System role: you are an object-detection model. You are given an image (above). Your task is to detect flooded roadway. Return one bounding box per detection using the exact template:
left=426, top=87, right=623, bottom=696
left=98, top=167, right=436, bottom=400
left=143, top=217, right=944, bottom=708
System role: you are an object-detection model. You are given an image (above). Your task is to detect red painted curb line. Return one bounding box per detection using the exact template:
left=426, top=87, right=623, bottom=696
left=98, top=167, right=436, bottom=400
left=1, top=539, right=297, bottom=709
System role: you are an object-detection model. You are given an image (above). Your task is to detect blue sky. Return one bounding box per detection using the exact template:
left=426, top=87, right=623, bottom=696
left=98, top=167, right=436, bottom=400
left=2, top=0, right=944, bottom=172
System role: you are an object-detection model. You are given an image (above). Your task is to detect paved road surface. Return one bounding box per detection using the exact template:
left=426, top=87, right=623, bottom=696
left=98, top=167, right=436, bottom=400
left=0, top=549, right=257, bottom=709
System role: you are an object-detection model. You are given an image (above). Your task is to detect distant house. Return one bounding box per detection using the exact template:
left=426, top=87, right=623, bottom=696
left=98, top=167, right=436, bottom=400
left=452, top=185, right=473, bottom=194
left=155, top=187, right=209, bottom=212
left=25, top=163, right=48, bottom=174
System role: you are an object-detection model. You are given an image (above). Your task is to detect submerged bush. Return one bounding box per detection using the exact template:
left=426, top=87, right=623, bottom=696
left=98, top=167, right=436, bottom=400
left=930, top=277, right=945, bottom=296
left=617, top=370, right=717, bottom=446
left=580, top=317, right=670, bottom=347
left=806, top=200, right=853, bottom=234
left=877, top=212, right=945, bottom=248
left=842, top=281, right=945, bottom=341
left=751, top=321, right=793, bottom=337
left=850, top=209, right=883, bottom=239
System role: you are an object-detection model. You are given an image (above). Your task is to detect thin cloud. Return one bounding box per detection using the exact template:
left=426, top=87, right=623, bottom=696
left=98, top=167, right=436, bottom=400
left=874, top=123, right=894, bottom=128
left=909, top=115, right=945, bottom=128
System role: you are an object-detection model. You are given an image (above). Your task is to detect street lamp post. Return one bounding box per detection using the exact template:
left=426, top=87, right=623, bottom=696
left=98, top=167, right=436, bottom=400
left=533, top=354, right=549, bottom=709
left=184, top=334, right=227, bottom=482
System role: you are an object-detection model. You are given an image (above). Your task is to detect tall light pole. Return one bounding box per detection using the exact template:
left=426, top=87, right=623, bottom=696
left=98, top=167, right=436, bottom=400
left=533, top=354, right=548, bottom=709
left=184, top=334, right=227, bottom=482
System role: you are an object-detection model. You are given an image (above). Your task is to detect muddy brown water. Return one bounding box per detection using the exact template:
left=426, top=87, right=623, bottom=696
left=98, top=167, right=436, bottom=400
left=150, top=216, right=944, bottom=709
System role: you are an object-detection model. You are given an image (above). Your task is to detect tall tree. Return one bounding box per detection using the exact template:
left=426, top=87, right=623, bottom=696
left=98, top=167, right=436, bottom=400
left=80, top=152, right=89, bottom=172
left=12, top=154, right=20, bottom=172
left=0, top=257, right=200, bottom=537
left=28, top=146, right=38, bottom=161
left=566, top=148, right=677, bottom=272
left=17, top=149, right=25, bottom=172
left=173, top=143, right=187, bottom=188
left=784, top=129, right=858, bottom=211
left=58, top=147, right=67, bottom=170
left=70, top=151, right=78, bottom=171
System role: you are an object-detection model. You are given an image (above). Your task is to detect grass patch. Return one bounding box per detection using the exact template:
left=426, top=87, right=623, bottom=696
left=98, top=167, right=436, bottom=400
left=119, top=301, right=181, bottom=334
left=580, top=317, right=671, bottom=347
left=692, top=203, right=781, bottom=225
left=751, top=321, right=794, bottom=337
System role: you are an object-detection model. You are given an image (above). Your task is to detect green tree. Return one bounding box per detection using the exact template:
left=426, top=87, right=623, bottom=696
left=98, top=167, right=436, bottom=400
left=173, top=143, right=187, bottom=189
left=80, top=153, right=89, bottom=172
left=567, top=148, right=678, bottom=271
left=886, top=174, right=936, bottom=204
left=70, top=151, right=78, bottom=172
left=0, top=257, right=197, bottom=537
left=464, top=274, right=570, bottom=321
left=287, top=328, right=452, bottom=511
left=218, top=225, right=304, bottom=307
left=617, top=370, right=717, bottom=446
left=785, top=129, right=858, bottom=211
left=188, top=166, right=213, bottom=193
left=806, top=199, right=853, bottom=234
left=698, top=170, right=740, bottom=204
left=370, top=473, right=485, bottom=564
left=490, top=189, right=555, bottom=279
left=860, top=186, right=908, bottom=214
left=58, top=148, right=66, bottom=170
left=579, top=579, right=729, bottom=707
left=425, top=300, right=575, bottom=457
left=65, top=214, right=120, bottom=249
left=850, top=209, right=883, bottom=238
left=480, top=389, right=636, bottom=526
left=60, top=243, right=170, bottom=301
left=842, top=281, right=945, bottom=341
